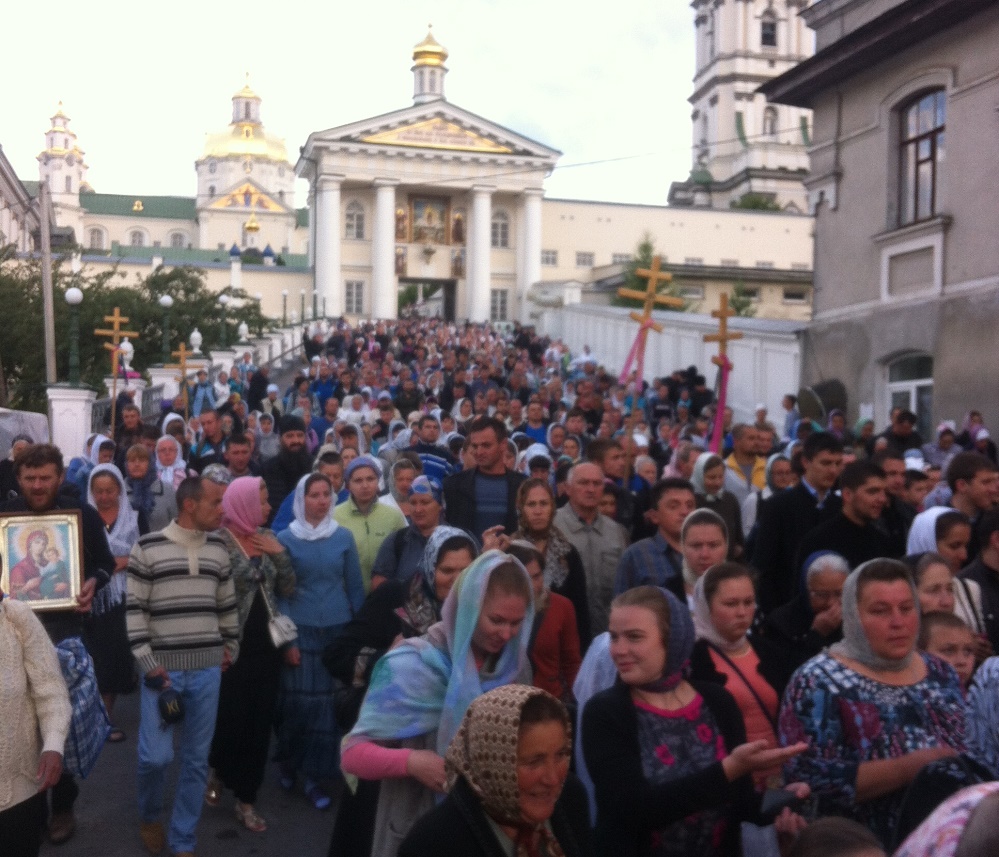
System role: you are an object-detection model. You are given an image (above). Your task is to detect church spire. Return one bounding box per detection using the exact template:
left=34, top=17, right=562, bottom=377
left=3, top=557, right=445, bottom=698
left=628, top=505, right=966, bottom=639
left=412, top=26, right=448, bottom=105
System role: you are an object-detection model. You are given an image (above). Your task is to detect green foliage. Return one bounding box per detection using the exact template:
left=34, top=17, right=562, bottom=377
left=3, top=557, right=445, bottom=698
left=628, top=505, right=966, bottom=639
left=730, top=193, right=782, bottom=212
left=0, top=248, right=271, bottom=412
left=612, top=234, right=691, bottom=312
left=398, top=283, right=441, bottom=311
left=729, top=282, right=757, bottom=318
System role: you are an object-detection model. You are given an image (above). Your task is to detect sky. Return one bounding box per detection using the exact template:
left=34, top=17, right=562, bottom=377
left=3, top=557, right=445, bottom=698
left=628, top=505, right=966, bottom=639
left=1, top=0, right=696, bottom=207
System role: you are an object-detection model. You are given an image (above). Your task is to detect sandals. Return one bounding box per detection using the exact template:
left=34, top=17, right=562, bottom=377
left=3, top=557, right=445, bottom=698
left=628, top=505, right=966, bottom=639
left=107, top=726, right=126, bottom=743
left=234, top=802, right=267, bottom=833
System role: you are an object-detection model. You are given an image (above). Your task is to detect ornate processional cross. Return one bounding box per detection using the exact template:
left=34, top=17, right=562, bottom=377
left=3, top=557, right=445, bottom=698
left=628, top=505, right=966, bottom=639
left=703, top=293, right=743, bottom=453
left=93, top=307, right=139, bottom=439
left=165, top=343, right=193, bottom=421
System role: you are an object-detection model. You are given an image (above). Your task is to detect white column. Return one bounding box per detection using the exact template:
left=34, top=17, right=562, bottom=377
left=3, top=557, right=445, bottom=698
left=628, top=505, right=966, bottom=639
left=47, top=385, right=95, bottom=463
left=469, top=185, right=493, bottom=322
left=371, top=179, right=399, bottom=320
left=314, top=175, right=343, bottom=318
left=519, top=188, right=543, bottom=322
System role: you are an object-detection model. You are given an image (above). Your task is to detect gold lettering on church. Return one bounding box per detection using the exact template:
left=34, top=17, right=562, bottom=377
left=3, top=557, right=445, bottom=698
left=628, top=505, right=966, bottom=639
left=361, top=118, right=512, bottom=154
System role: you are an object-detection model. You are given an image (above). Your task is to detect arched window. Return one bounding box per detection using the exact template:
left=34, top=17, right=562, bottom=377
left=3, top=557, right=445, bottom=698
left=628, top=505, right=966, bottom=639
left=762, top=106, right=778, bottom=138
left=89, top=228, right=104, bottom=250
left=129, top=230, right=145, bottom=248
left=761, top=13, right=777, bottom=48
left=244, top=102, right=251, bottom=120
left=345, top=201, right=365, bottom=240
left=64, top=176, right=72, bottom=193
left=888, top=354, right=933, bottom=439
left=899, top=89, right=946, bottom=226
left=208, top=185, right=216, bottom=198
left=170, top=232, right=186, bottom=249
left=491, top=210, right=510, bottom=248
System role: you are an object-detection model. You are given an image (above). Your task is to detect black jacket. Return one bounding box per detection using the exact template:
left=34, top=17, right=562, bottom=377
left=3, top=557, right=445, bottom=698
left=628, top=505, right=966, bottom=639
left=443, top=467, right=526, bottom=538
left=582, top=679, right=758, bottom=857
left=758, top=597, right=842, bottom=690
left=750, top=484, right=842, bottom=613
left=400, top=775, right=593, bottom=857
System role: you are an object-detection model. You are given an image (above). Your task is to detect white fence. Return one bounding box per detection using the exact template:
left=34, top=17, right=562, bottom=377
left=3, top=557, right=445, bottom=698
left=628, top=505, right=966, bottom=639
left=538, top=305, right=804, bottom=424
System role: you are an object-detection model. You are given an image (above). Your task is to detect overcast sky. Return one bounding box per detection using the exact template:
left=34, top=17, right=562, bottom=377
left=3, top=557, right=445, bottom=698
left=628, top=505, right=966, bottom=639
left=1, top=0, right=696, bottom=206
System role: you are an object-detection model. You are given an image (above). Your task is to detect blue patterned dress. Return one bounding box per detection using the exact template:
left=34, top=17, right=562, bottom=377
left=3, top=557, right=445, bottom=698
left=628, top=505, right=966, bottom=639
left=779, top=651, right=966, bottom=845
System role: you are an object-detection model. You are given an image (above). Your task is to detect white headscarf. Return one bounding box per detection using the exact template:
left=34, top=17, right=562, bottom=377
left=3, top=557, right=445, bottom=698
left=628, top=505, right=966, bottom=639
left=692, top=566, right=751, bottom=654
left=87, top=463, right=141, bottom=613
left=288, top=473, right=339, bottom=542
left=907, top=506, right=961, bottom=555
left=155, top=435, right=187, bottom=488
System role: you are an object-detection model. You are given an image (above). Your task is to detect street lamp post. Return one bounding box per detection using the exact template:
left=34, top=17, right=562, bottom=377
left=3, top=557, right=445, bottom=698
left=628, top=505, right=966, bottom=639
left=158, top=294, right=174, bottom=364
left=65, top=287, right=83, bottom=386
left=299, top=289, right=305, bottom=325
left=312, top=289, right=318, bottom=321
left=219, top=293, right=230, bottom=348
left=282, top=289, right=288, bottom=327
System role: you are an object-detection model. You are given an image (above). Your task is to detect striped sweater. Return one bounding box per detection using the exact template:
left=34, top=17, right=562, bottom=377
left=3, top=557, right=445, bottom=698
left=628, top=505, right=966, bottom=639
left=126, top=521, right=240, bottom=675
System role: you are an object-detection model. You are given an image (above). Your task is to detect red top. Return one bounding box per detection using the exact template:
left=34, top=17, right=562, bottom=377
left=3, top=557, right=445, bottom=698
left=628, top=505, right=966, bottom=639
left=530, top=591, right=582, bottom=700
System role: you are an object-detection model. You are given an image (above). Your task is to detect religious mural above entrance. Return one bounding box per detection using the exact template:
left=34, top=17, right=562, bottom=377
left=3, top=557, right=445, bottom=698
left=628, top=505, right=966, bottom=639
left=410, top=197, right=449, bottom=245
left=360, top=117, right=513, bottom=153
left=209, top=182, right=286, bottom=211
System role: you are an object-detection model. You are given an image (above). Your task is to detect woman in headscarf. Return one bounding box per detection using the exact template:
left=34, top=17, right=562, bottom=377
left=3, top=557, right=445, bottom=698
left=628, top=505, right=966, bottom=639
left=66, top=433, right=115, bottom=498
left=399, top=685, right=593, bottom=857
left=255, top=412, right=280, bottom=462
left=894, top=782, right=999, bottom=857
left=507, top=540, right=581, bottom=702
left=206, top=476, right=295, bottom=833
left=690, top=453, right=743, bottom=560
left=325, top=527, right=480, bottom=857
left=583, top=586, right=808, bottom=857
left=512, top=478, right=591, bottom=648
left=758, top=551, right=849, bottom=689
left=340, top=550, right=535, bottom=857
left=825, top=409, right=855, bottom=445
left=154, top=435, right=192, bottom=490
left=275, top=473, right=364, bottom=810
left=688, top=564, right=786, bottom=791
left=678, top=509, right=729, bottom=608
left=740, top=452, right=793, bottom=540
left=780, top=559, right=967, bottom=848
left=85, top=462, right=145, bottom=742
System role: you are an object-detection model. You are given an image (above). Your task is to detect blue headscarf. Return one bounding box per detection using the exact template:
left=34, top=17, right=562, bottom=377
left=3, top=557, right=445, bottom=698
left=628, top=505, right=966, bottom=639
left=345, top=549, right=534, bottom=756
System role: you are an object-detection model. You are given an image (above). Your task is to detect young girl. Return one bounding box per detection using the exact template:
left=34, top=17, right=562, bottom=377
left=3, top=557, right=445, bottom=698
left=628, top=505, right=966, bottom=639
left=691, top=453, right=744, bottom=560
left=919, top=611, right=976, bottom=689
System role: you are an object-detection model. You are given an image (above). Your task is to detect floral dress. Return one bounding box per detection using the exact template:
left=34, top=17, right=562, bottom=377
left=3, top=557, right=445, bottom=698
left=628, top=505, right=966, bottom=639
left=779, top=651, right=966, bottom=845
left=635, top=696, right=728, bottom=857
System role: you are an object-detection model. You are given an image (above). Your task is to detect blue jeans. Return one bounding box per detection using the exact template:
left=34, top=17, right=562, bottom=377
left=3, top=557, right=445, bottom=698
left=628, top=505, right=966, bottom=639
left=137, top=667, right=221, bottom=854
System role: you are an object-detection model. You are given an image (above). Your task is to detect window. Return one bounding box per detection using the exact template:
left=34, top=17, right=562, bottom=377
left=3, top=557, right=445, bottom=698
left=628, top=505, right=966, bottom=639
left=64, top=176, right=72, bottom=193
left=739, top=286, right=760, bottom=301
left=761, top=19, right=777, bottom=48
left=576, top=252, right=594, bottom=267
left=244, top=103, right=251, bottom=120
left=678, top=285, right=704, bottom=300
left=170, top=232, right=186, bottom=249
left=208, top=161, right=217, bottom=174
left=762, top=106, right=778, bottom=138
left=491, top=210, right=509, bottom=248
left=208, top=185, right=216, bottom=198
left=345, top=280, right=364, bottom=315
left=490, top=289, right=509, bottom=322
left=89, top=228, right=104, bottom=250
left=783, top=288, right=808, bottom=303
left=129, top=230, right=145, bottom=248
left=612, top=253, right=631, bottom=265
left=720, top=258, right=739, bottom=267
left=899, top=90, right=946, bottom=226
left=541, top=249, right=558, bottom=266
left=345, top=201, right=365, bottom=240
left=889, top=354, right=933, bottom=440
left=684, top=257, right=704, bottom=265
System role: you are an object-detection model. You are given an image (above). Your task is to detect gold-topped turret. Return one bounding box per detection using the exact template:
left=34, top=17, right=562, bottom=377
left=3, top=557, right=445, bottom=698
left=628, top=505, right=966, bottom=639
left=233, top=72, right=260, bottom=102
left=413, top=26, right=448, bottom=68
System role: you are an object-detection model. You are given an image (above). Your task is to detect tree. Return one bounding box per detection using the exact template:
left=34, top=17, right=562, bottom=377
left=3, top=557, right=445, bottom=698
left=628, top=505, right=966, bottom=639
left=729, top=281, right=757, bottom=318
left=612, top=234, right=691, bottom=312
left=730, top=193, right=782, bottom=212
left=0, top=247, right=271, bottom=412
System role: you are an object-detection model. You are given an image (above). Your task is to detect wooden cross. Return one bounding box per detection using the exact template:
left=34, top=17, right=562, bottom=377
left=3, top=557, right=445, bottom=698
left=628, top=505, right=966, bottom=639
left=616, top=256, right=684, bottom=333
left=165, top=343, right=193, bottom=420
left=93, top=307, right=139, bottom=439
left=703, top=293, right=743, bottom=367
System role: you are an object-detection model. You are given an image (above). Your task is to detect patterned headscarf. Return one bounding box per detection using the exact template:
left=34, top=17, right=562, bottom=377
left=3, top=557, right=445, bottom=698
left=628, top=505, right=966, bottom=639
left=346, top=549, right=535, bottom=756
left=445, top=684, right=569, bottom=857
left=895, top=782, right=999, bottom=857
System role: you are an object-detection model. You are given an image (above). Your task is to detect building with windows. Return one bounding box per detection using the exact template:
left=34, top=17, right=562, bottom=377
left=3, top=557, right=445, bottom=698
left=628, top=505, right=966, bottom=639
left=762, top=0, right=998, bottom=434
left=0, top=145, right=38, bottom=252
left=668, top=0, right=813, bottom=211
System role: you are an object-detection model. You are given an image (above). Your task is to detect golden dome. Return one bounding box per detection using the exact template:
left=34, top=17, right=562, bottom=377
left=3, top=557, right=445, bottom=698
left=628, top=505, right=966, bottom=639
left=233, top=72, right=260, bottom=102
left=245, top=212, right=261, bottom=233
left=413, top=27, right=448, bottom=68
left=200, top=123, right=290, bottom=164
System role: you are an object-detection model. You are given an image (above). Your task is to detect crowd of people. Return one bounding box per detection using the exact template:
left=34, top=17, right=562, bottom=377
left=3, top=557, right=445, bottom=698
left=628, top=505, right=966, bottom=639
left=3, top=314, right=999, bottom=857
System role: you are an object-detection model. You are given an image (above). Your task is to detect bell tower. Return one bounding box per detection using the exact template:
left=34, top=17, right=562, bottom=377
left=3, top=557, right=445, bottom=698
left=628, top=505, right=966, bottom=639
left=37, top=103, right=88, bottom=236
left=412, top=27, right=448, bottom=105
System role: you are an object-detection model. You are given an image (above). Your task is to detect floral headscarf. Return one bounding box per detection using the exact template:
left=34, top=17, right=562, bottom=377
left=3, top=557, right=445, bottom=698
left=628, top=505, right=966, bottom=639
left=445, top=684, right=570, bottom=857
left=895, top=782, right=999, bottom=857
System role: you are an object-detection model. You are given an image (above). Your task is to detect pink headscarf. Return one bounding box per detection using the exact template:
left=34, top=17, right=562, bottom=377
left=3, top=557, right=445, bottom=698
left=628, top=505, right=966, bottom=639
left=221, top=476, right=264, bottom=536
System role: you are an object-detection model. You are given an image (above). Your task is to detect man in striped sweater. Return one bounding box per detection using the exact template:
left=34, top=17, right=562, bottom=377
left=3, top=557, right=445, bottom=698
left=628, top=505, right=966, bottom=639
left=126, top=476, right=239, bottom=857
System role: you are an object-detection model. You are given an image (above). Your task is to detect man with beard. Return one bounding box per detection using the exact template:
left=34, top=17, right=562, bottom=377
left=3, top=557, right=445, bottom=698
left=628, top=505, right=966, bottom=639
left=5, top=443, right=115, bottom=844
left=260, top=415, right=313, bottom=526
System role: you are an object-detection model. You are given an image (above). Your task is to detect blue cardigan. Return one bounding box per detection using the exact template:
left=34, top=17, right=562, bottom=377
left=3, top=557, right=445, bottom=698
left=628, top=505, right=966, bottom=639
left=276, top=527, right=364, bottom=628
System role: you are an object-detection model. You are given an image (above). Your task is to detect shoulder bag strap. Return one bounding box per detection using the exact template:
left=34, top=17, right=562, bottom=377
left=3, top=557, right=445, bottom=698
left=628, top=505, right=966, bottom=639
left=708, top=641, right=779, bottom=733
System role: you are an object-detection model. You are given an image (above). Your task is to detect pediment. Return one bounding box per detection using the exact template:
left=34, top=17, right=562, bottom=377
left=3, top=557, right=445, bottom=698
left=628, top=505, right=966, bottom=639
left=207, top=181, right=288, bottom=212
left=305, top=102, right=561, bottom=161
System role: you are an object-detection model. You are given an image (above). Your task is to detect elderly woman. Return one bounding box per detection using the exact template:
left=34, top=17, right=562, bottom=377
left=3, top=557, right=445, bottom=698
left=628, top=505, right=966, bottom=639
left=0, top=593, right=71, bottom=857
left=583, top=586, right=808, bottom=857
left=154, top=435, right=193, bottom=491
left=759, top=551, right=849, bottom=689
left=399, top=685, right=593, bottom=857
left=206, top=476, right=295, bottom=833
left=780, top=559, right=968, bottom=847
